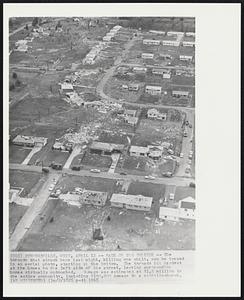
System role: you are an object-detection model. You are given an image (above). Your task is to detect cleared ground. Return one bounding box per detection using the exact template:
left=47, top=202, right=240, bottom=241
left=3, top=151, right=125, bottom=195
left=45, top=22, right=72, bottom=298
left=9, top=203, right=28, bottom=236
left=9, top=144, right=32, bottom=164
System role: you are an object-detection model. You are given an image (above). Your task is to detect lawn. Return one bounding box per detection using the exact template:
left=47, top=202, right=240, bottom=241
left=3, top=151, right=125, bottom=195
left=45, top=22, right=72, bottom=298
left=56, top=175, right=117, bottom=194
left=9, top=144, right=32, bottom=164
left=97, top=131, right=132, bottom=145
left=122, top=156, right=147, bottom=172
left=174, top=186, right=195, bottom=203
left=9, top=203, right=28, bottom=236
left=9, top=170, right=43, bottom=197
left=80, top=152, right=112, bottom=170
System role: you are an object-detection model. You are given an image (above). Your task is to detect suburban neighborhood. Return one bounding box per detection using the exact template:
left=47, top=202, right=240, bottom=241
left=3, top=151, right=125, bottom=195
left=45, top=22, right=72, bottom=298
left=9, top=16, right=195, bottom=251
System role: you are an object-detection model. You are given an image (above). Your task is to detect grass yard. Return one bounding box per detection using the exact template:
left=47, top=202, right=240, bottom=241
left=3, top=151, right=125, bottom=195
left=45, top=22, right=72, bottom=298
left=9, top=170, right=43, bottom=197
left=9, top=203, right=28, bottom=236
left=56, top=175, right=117, bottom=194
left=121, top=155, right=148, bottom=173
left=97, top=131, right=132, bottom=145
left=9, top=144, right=32, bottom=164
left=80, top=152, right=112, bottom=170
left=174, top=186, right=195, bottom=203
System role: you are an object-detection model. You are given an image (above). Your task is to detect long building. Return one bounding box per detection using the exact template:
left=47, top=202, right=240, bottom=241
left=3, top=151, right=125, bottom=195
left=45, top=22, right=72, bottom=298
left=89, top=141, right=124, bottom=155
left=13, top=135, right=48, bottom=147
left=145, top=85, right=162, bottom=95
left=143, top=39, right=160, bottom=46
left=110, top=193, right=153, bottom=211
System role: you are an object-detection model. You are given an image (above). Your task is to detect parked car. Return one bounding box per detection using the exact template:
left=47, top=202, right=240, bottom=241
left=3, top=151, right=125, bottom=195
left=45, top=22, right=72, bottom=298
left=72, top=166, right=81, bottom=171
left=189, top=154, right=193, bottom=159
left=180, top=153, right=184, bottom=158
left=120, top=172, right=127, bottom=175
left=90, top=169, right=101, bottom=173
left=189, top=150, right=193, bottom=155
left=169, top=193, right=174, bottom=200
left=189, top=124, right=192, bottom=128
left=184, top=132, right=188, bottom=137
left=185, top=120, right=189, bottom=126
left=42, top=167, right=49, bottom=173
left=189, top=182, right=196, bottom=188
left=48, top=184, right=55, bottom=191
left=162, top=172, right=173, bottom=177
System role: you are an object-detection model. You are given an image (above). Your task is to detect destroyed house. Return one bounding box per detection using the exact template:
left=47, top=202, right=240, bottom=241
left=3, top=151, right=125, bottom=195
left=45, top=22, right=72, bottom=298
left=89, top=141, right=124, bottom=155
left=141, top=53, right=154, bottom=59
left=179, top=55, right=193, bottom=62
left=124, top=116, right=139, bottom=126
left=124, top=109, right=137, bottom=117
left=178, top=197, right=196, bottom=220
left=110, top=194, right=153, bottom=211
left=60, top=83, right=74, bottom=93
left=133, top=66, right=147, bottom=74
left=129, top=145, right=149, bottom=157
left=159, top=207, right=180, bottom=222
left=147, top=108, right=167, bottom=120
left=81, top=190, right=108, bottom=206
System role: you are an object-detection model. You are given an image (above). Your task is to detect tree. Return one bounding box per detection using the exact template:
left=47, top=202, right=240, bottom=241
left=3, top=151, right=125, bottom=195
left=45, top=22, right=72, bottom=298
left=9, top=83, right=15, bottom=91
left=12, top=72, right=18, bottom=79
left=25, top=24, right=29, bottom=31
left=15, top=79, right=21, bottom=87
left=32, top=17, right=39, bottom=27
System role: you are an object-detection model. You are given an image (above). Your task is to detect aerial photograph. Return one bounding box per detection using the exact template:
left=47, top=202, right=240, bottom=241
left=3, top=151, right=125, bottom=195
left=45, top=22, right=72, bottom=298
left=9, top=16, right=195, bottom=251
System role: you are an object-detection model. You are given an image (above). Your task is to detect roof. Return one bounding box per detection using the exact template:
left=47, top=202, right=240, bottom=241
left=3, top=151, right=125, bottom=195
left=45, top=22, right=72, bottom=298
left=172, top=90, right=190, bottom=94
left=180, top=55, right=193, bottom=58
left=146, top=85, right=162, bottom=90
left=90, top=141, right=124, bottom=152
left=130, top=145, right=149, bottom=153
left=159, top=207, right=179, bottom=217
left=60, top=83, right=73, bottom=90
left=110, top=193, right=153, bottom=208
left=179, top=197, right=196, bottom=210
left=124, top=109, right=137, bottom=114
left=143, top=39, right=161, bottom=43
left=13, top=135, right=47, bottom=144
left=148, top=108, right=159, bottom=114
left=152, top=68, right=169, bottom=73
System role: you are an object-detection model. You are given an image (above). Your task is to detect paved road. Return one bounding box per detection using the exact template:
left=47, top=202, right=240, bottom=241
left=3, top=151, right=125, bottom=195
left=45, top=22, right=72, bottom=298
left=10, top=173, right=61, bottom=251
left=9, top=23, right=32, bottom=37
left=9, top=162, right=194, bottom=186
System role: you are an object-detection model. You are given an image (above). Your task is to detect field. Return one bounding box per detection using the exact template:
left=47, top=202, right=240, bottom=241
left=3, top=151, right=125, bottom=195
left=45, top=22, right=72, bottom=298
left=9, top=144, right=32, bottom=164
left=55, top=175, right=118, bottom=194
left=18, top=200, right=195, bottom=251
left=9, top=203, right=28, bottom=236
left=9, top=170, right=43, bottom=197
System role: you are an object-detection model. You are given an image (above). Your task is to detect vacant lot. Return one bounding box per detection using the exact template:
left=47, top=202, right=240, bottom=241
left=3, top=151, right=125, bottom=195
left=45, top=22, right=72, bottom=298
left=33, top=149, right=70, bottom=167
left=9, top=170, right=43, bottom=197
left=9, top=144, right=32, bottom=164
left=18, top=201, right=195, bottom=251
left=9, top=203, right=28, bottom=236
left=97, top=131, right=133, bottom=145
left=79, top=152, right=112, bottom=170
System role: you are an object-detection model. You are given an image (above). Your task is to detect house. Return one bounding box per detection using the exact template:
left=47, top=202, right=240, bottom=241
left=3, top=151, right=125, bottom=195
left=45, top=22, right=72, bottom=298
left=60, top=82, right=74, bottom=93
left=129, top=145, right=149, bottom=157
left=89, top=141, right=124, bottom=155
left=178, top=197, right=196, bottom=220
left=110, top=194, right=153, bottom=211
left=128, top=84, right=139, bottom=91
left=145, top=85, right=162, bottom=96
left=141, top=53, right=154, bottom=59
left=185, top=32, right=195, bottom=37
left=133, top=66, right=147, bottom=74
left=124, top=109, right=137, bottom=117
left=148, top=147, right=163, bottom=160
left=143, top=39, right=160, bottom=45
left=179, top=55, right=193, bottom=62
left=152, top=68, right=171, bottom=79
left=159, top=207, right=180, bottom=222
left=172, top=90, right=190, bottom=98
left=13, top=135, right=48, bottom=147
left=149, top=30, right=165, bottom=35
left=147, top=108, right=167, bottom=120
left=103, top=35, right=112, bottom=42
left=159, top=54, right=172, bottom=60
left=162, top=40, right=180, bottom=47
left=182, top=41, right=195, bottom=47
left=124, top=116, right=139, bottom=126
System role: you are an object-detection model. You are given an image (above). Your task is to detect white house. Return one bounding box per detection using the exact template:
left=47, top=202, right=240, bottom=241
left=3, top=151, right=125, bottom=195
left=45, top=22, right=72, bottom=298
left=159, top=207, right=180, bottom=222
left=162, top=40, right=180, bottom=47
left=145, top=85, right=162, bottom=96
left=124, top=109, right=137, bottom=117
left=13, top=135, right=48, bottom=147
left=128, top=84, right=139, bottom=91
left=60, top=82, right=74, bottom=93
left=124, top=116, right=139, bottom=126
left=185, top=32, right=195, bottom=37
left=129, top=145, right=149, bottom=157
left=149, top=30, right=165, bottom=35
left=143, top=39, right=160, bottom=46
left=182, top=41, right=195, bottom=47
left=178, top=197, right=196, bottom=220
left=159, top=54, right=172, bottom=60
left=167, top=31, right=184, bottom=36
left=147, top=108, right=167, bottom=120
left=141, top=53, right=154, bottom=59
left=152, top=68, right=171, bottom=79
left=172, top=90, right=190, bottom=98
left=133, top=66, right=147, bottom=74
left=179, top=55, right=193, bottom=62
left=110, top=194, right=153, bottom=211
